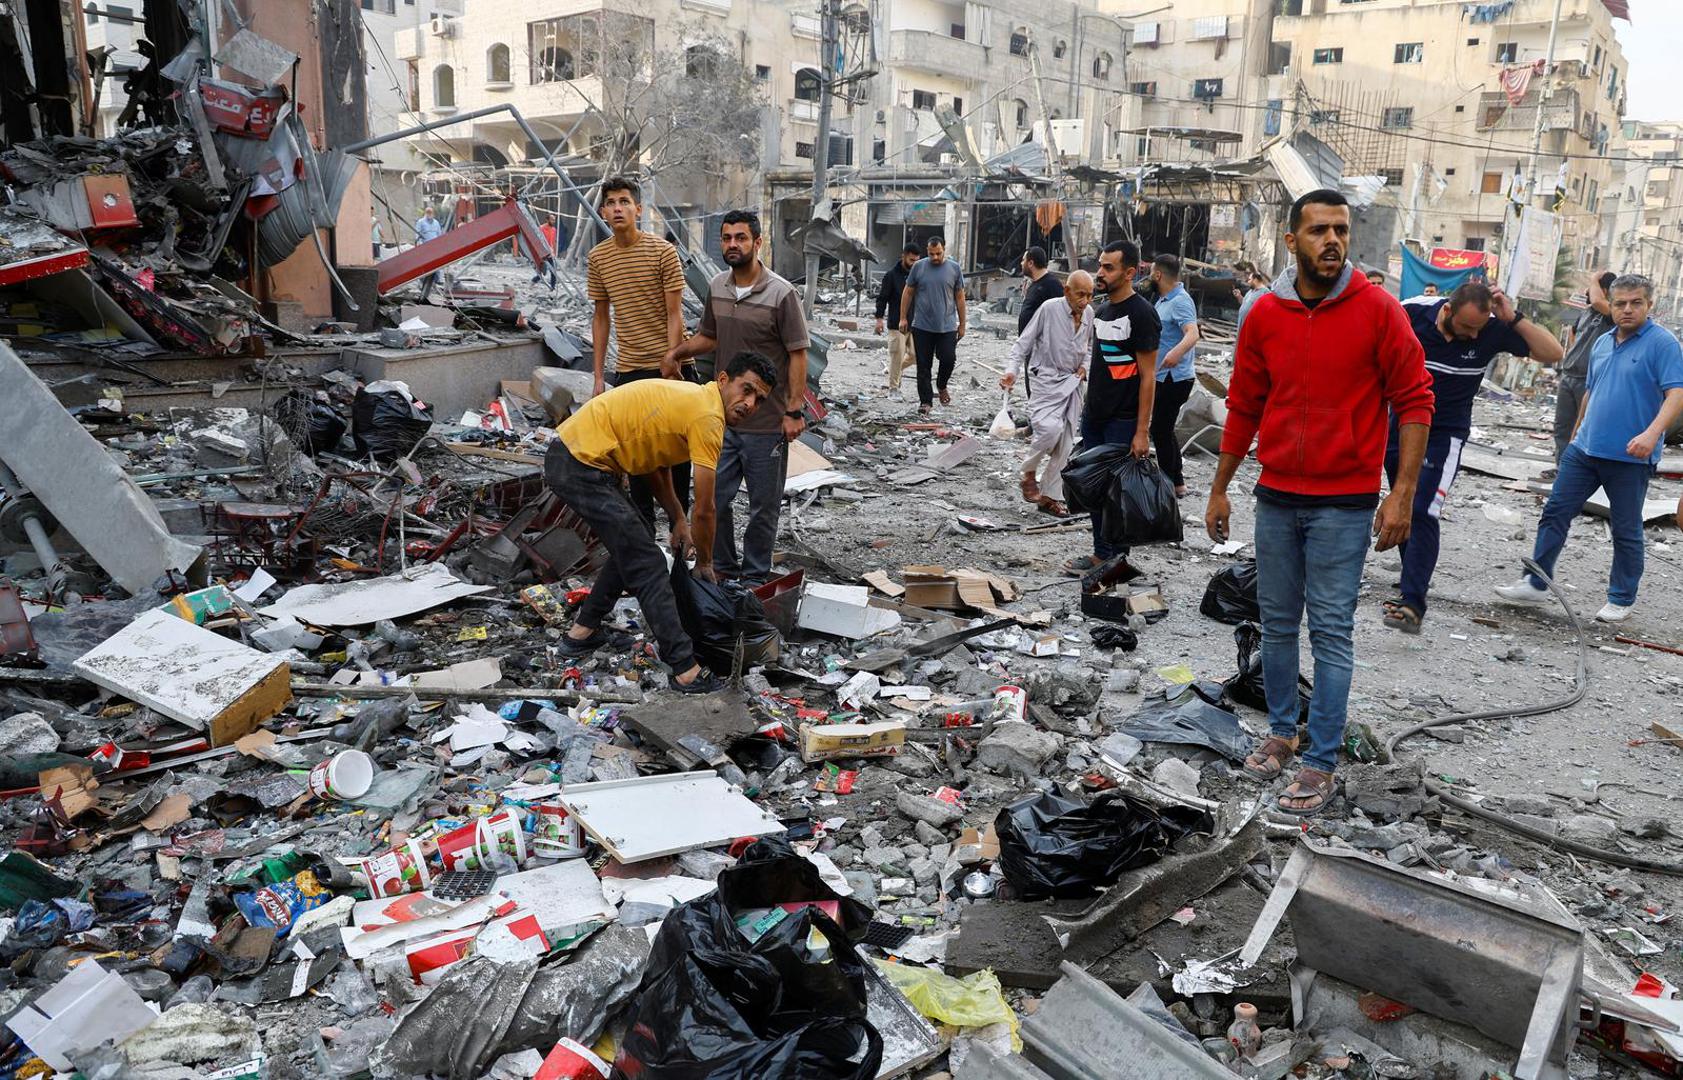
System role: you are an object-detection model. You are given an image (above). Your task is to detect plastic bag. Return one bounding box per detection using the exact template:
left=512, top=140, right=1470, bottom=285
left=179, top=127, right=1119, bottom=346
left=988, top=393, right=1016, bottom=439
left=670, top=560, right=782, bottom=673
left=1091, top=625, right=1138, bottom=651
left=872, top=962, right=1020, bottom=1049
left=1060, top=443, right=1132, bottom=518
left=351, top=381, right=433, bottom=461
left=1102, top=457, right=1183, bottom=546
left=994, top=790, right=1207, bottom=900
left=1200, top=560, right=1259, bottom=625
left=1221, top=622, right=1311, bottom=722
left=273, top=391, right=347, bottom=455
left=1116, top=687, right=1253, bottom=763
left=613, top=836, right=883, bottom=1079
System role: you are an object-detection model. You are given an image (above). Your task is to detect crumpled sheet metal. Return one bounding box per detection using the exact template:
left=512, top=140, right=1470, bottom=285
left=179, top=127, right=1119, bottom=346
left=371, top=923, right=649, bottom=1080
left=0, top=342, right=203, bottom=594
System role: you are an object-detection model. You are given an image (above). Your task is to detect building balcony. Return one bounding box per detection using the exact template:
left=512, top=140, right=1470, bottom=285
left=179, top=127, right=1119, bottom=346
left=1477, top=87, right=1582, bottom=135
left=789, top=98, right=820, bottom=122
left=886, top=29, right=992, bottom=79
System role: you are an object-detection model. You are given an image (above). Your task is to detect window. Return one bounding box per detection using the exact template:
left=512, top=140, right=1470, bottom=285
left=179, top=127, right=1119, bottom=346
left=1129, top=81, right=1157, bottom=97
left=1313, top=47, right=1343, bottom=64
left=1381, top=167, right=1404, bottom=185
left=1012, top=99, right=1029, bottom=127
left=755, top=64, right=770, bottom=81
left=1310, top=107, right=1340, bottom=125
left=871, top=138, right=885, bottom=163
left=949, top=22, right=965, bottom=38
left=107, top=4, right=132, bottom=19
left=1445, top=167, right=1456, bottom=175
left=1466, top=37, right=1479, bottom=46
left=1269, top=41, right=1291, bottom=73
left=1009, top=31, right=1029, bottom=56
left=1193, top=77, right=1224, bottom=99
left=795, top=141, right=815, bottom=159
left=84, top=3, right=97, bottom=24
left=795, top=68, right=822, bottom=101
left=1192, top=16, right=1228, bottom=39
left=912, top=89, right=936, bottom=110
left=1591, top=43, right=1602, bottom=71
left=432, top=65, right=455, bottom=108
left=534, top=46, right=574, bottom=82
left=685, top=44, right=722, bottom=80
left=1381, top=106, right=1414, bottom=129
left=1394, top=42, right=1423, bottom=64
left=486, top=43, right=511, bottom=84
left=1607, top=66, right=1619, bottom=100
left=1495, top=42, right=1518, bottom=63
left=1481, top=104, right=1505, bottom=128
left=1481, top=171, right=1503, bottom=194
left=953, top=97, right=964, bottom=115
left=1092, top=52, right=1113, bottom=80
left=1053, top=39, right=1067, bottom=58
left=1463, top=237, right=1486, bottom=251
left=407, top=60, right=419, bottom=110
left=1454, top=104, right=1465, bottom=113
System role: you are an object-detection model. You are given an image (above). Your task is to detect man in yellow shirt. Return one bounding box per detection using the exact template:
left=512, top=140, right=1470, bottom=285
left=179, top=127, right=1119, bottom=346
left=545, top=351, right=776, bottom=694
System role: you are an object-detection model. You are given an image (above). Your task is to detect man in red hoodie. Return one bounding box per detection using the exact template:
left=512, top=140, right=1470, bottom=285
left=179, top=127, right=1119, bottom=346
left=1205, top=189, right=1434, bottom=816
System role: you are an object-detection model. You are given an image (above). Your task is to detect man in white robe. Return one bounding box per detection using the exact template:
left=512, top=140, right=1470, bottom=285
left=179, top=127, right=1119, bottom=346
left=1002, top=270, right=1094, bottom=515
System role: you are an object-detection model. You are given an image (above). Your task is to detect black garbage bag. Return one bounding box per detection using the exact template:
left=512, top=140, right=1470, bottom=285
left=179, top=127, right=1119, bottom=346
left=613, top=837, right=882, bottom=1079
left=1200, top=559, right=1259, bottom=624
left=1221, top=622, right=1312, bottom=722
left=273, top=391, right=347, bottom=455
left=1061, top=443, right=1132, bottom=517
left=671, top=560, right=782, bottom=673
left=1091, top=624, right=1139, bottom=651
left=1116, top=687, right=1253, bottom=763
left=351, top=384, right=434, bottom=461
left=994, top=791, right=1208, bottom=900
left=1101, top=457, right=1183, bottom=546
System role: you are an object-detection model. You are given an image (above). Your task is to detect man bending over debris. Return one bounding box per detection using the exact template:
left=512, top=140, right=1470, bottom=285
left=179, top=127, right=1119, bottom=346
left=1206, top=188, right=1434, bottom=816
left=545, top=351, right=777, bottom=694
left=664, top=209, right=810, bottom=587
left=1001, top=270, right=1094, bottom=518
left=1496, top=273, right=1683, bottom=623
left=1381, top=281, right=1560, bottom=633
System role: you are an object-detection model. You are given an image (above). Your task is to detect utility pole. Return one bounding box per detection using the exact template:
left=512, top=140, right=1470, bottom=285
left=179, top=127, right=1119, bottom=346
left=802, top=0, right=839, bottom=318
left=1525, top=0, right=1564, bottom=208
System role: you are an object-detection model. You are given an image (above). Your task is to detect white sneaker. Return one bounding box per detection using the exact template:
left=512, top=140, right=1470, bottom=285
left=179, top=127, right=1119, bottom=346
left=888, top=388, right=904, bottom=401
left=1494, top=578, right=1549, bottom=605
left=1594, top=602, right=1632, bottom=623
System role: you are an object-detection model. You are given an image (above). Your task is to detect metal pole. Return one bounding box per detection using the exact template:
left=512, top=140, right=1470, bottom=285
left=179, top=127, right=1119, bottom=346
left=802, top=0, right=839, bottom=318
left=1526, top=0, right=1564, bottom=208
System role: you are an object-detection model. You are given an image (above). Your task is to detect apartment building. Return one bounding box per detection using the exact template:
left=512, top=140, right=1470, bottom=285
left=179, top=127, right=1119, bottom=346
left=82, top=3, right=144, bottom=136
left=358, top=0, right=464, bottom=223
left=1125, top=0, right=1628, bottom=272
left=1603, top=121, right=1683, bottom=320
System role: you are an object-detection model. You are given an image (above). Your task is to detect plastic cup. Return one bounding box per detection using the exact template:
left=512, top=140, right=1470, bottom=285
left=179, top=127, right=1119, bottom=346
left=308, top=750, right=375, bottom=801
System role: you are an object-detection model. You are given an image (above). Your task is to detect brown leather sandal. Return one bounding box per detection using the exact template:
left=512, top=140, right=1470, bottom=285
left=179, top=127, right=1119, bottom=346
left=1035, top=496, right=1069, bottom=517
left=1243, top=735, right=1297, bottom=782
left=1021, top=473, right=1041, bottom=503
left=1277, top=767, right=1336, bottom=817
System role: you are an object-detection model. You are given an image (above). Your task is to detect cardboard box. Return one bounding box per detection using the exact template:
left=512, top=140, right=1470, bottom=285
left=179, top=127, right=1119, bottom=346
left=902, top=566, right=1018, bottom=616
left=799, top=719, right=908, bottom=763
left=797, top=580, right=900, bottom=639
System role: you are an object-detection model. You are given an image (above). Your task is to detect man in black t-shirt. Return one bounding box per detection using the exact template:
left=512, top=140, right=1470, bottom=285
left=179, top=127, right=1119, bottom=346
left=1063, top=239, right=1160, bottom=575
left=1018, top=246, right=1063, bottom=333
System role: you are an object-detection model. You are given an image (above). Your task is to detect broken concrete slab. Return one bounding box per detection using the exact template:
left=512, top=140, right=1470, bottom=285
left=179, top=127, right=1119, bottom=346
left=948, top=899, right=1082, bottom=991
left=0, top=343, right=204, bottom=595
left=975, top=721, right=1059, bottom=778
left=258, top=563, right=494, bottom=626
left=1341, top=758, right=1431, bottom=819
left=1019, top=962, right=1231, bottom=1078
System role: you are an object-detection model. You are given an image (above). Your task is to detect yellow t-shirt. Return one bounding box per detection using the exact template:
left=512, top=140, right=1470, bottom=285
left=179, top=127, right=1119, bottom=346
left=559, top=379, right=724, bottom=476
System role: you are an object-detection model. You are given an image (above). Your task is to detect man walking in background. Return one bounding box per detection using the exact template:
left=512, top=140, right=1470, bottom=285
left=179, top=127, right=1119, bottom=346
left=414, top=206, right=443, bottom=243
left=586, top=176, right=688, bottom=530
left=1555, top=270, right=1615, bottom=463
left=1206, top=189, right=1434, bottom=817
left=664, top=210, right=810, bottom=587
left=875, top=243, right=919, bottom=399
left=1018, top=245, right=1062, bottom=333
left=899, top=235, right=967, bottom=414
left=1061, top=239, right=1159, bottom=576
left=1149, top=254, right=1201, bottom=498
left=1497, top=274, right=1683, bottom=623
left=1001, top=271, right=1094, bottom=518
left=1381, top=281, right=1560, bottom=633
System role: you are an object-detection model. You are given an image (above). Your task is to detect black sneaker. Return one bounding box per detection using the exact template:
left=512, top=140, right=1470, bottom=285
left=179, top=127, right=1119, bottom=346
left=672, top=667, right=725, bottom=695
left=557, top=628, right=607, bottom=657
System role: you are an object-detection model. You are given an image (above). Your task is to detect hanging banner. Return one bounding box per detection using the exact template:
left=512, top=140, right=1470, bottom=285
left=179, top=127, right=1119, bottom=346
left=1499, top=59, right=1545, bottom=107
left=1502, top=207, right=1562, bottom=302
left=1428, top=248, right=1488, bottom=271
left=1401, top=247, right=1482, bottom=299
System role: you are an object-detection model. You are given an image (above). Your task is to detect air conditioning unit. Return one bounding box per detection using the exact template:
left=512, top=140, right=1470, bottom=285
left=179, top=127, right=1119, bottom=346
left=429, top=15, right=456, bottom=37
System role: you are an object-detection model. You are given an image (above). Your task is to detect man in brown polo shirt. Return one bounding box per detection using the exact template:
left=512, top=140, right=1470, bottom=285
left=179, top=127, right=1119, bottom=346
left=586, top=175, right=688, bottom=531
left=664, top=209, right=810, bottom=585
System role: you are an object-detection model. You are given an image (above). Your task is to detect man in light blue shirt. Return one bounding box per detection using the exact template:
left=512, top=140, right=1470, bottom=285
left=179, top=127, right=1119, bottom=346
left=1148, top=254, right=1201, bottom=496
left=1497, top=273, right=1683, bottom=623
left=899, top=235, right=967, bottom=414
left=414, top=206, right=444, bottom=243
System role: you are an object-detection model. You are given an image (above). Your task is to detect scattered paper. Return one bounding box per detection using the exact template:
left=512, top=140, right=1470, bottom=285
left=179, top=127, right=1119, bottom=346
left=233, top=568, right=277, bottom=602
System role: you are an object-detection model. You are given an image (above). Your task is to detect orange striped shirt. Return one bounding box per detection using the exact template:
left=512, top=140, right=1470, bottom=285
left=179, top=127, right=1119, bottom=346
left=586, top=232, right=683, bottom=372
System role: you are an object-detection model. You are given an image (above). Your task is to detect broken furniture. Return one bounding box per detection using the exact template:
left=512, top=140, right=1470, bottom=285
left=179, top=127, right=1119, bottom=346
left=1240, top=841, right=1586, bottom=1080
left=468, top=490, right=602, bottom=583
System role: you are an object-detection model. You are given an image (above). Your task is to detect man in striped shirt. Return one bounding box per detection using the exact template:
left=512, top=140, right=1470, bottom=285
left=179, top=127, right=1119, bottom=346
left=586, top=176, right=689, bottom=531
left=1381, top=281, right=1561, bottom=632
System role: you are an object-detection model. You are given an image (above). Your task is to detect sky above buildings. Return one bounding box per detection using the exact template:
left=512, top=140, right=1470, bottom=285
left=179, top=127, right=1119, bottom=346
left=1614, top=0, right=1676, bottom=122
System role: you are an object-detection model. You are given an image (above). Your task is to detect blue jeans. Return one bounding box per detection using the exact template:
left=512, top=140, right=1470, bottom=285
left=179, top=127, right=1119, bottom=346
left=1383, top=428, right=1465, bottom=616
left=1526, top=443, right=1652, bottom=606
left=1253, top=498, right=1372, bottom=773
left=1079, top=414, right=1138, bottom=558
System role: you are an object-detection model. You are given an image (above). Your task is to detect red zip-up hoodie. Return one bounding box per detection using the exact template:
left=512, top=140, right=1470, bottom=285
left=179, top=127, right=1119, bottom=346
left=1220, top=263, right=1434, bottom=496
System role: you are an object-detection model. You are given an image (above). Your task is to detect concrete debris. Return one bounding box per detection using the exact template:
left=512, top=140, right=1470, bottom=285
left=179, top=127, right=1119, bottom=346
left=976, top=721, right=1060, bottom=778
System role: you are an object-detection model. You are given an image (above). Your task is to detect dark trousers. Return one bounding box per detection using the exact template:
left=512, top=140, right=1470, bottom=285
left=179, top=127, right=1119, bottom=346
left=1383, top=428, right=1465, bottom=616
left=1553, top=377, right=1586, bottom=463
left=611, top=365, right=696, bottom=530
left=910, top=328, right=958, bottom=406
left=1149, top=377, right=1196, bottom=488
left=545, top=441, right=695, bottom=671
left=1079, top=412, right=1138, bottom=559
left=714, top=429, right=788, bottom=584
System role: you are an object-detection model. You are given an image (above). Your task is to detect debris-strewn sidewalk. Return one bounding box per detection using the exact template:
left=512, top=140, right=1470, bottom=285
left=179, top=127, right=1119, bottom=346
left=0, top=278, right=1678, bottom=1080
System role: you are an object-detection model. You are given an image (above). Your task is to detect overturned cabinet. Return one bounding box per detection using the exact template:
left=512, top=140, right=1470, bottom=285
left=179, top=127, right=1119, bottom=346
left=1241, top=841, right=1586, bottom=1080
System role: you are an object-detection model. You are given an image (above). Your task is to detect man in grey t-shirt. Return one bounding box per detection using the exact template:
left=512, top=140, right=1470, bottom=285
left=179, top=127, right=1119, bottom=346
left=1555, top=270, right=1614, bottom=462
left=899, top=235, right=967, bottom=413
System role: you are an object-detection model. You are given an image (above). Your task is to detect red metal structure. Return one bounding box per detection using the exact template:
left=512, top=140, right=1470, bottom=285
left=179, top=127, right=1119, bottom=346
left=376, top=199, right=553, bottom=295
